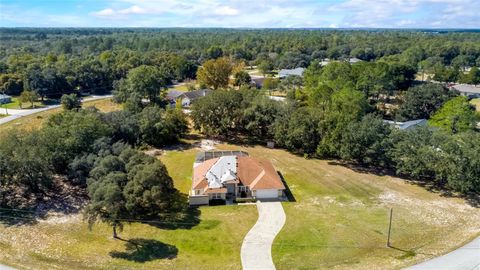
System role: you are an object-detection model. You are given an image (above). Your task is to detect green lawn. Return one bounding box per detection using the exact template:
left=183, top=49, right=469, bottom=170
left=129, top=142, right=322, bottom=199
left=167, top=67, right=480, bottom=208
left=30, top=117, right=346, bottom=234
left=168, top=82, right=198, bottom=92
left=0, top=146, right=257, bottom=270
left=0, top=98, right=122, bottom=135
left=215, top=144, right=480, bottom=270
left=2, top=97, right=50, bottom=109
left=471, top=98, right=480, bottom=112
left=1, top=139, right=479, bottom=270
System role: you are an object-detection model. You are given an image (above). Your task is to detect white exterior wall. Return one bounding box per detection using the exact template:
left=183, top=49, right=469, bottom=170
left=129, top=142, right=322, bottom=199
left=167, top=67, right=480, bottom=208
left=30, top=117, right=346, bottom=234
left=189, top=195, right=209, bottom=206
left=255, top=189, right=280, bottom=199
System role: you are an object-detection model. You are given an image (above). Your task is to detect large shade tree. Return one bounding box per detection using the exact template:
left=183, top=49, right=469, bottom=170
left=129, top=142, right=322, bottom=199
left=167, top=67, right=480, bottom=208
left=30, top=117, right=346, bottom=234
left=196, top=57, right=233, bottom=90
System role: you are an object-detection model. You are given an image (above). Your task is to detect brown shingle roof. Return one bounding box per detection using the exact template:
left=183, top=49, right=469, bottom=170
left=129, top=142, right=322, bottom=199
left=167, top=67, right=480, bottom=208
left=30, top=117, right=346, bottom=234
left=192, top=158, right=219, bottom=189
left=205, top=188, right=227, bottom=194
left=192, top=154, right=285, bottom=191
left=237, top=157, right=285, bottom=190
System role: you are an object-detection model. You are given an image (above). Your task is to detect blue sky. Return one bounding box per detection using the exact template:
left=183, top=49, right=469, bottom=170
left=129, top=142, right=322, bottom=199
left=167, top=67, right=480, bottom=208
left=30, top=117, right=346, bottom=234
left=0, top=0, right=479, bottom=28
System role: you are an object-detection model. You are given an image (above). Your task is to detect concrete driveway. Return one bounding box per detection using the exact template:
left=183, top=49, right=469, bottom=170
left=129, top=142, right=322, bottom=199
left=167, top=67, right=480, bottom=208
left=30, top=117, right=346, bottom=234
left=241, top=201, right=286, bottom=270
left=405, top=236, right=480, bottom=270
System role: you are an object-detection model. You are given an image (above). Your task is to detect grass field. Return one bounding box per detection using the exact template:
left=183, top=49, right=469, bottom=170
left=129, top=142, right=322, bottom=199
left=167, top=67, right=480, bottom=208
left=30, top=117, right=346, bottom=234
left=0, top=98, right=121, bottom=135
left=471, top=98, right=480, bottom=111
left=214, top=144, right=479, bottom=270
left=2, top=97, right=50, bottom=109
left=0, top=138, right=478, bottom=270
left=0, top=145, right=257, bottom=270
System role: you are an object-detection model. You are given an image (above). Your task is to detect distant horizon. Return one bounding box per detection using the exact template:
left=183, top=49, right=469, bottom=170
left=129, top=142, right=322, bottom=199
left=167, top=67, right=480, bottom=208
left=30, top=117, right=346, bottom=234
left=1, top=0, right=479, bottom=29
left=1, top=27, right=479, bottom=31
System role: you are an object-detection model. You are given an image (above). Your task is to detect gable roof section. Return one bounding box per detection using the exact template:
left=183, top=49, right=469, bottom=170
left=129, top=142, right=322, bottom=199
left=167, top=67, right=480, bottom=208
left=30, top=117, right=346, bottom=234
left=205, top=156, right=237, bottom=188
left=278, top=67, right=305, bottom=78
left=166, top=90, right=183, bottom=100
left=179, top=89, right=212, bottom=100
left=192, top=158, right=218, bottom=189
left=237, top=157, right=285, bottom=190
left=192, top=154, right=285, bottom=191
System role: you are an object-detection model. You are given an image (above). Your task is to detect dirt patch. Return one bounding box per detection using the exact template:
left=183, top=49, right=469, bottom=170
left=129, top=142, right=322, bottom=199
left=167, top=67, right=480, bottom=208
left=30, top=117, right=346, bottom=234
left=200, top=139, right=219, bottom=151
left=378, top=190, right=479, bottom=226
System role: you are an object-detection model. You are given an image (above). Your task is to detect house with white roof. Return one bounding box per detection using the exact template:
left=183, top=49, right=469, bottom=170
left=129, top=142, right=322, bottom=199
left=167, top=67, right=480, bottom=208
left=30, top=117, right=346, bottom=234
left=189, top=151, right=286, bottom=206
left=278, top=67, right=305, bottom=78
left=383, top=119, right=427, bottom=130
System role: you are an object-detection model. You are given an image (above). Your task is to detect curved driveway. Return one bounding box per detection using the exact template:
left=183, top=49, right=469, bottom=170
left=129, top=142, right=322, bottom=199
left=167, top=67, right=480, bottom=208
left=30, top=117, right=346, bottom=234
left=405, top=236, right=480, bottom=270
left=241, top=202, right=286, bottom=270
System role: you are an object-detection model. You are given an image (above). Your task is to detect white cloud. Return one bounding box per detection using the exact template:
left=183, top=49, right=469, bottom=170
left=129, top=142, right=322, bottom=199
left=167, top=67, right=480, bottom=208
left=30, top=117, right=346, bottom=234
left=92, top=8, right=116, bottom=17
left=118, top=5, right=149, bottom=15
left=1, top=0, right=479, bottom=28
left=213, top=6, right=239, bottom=16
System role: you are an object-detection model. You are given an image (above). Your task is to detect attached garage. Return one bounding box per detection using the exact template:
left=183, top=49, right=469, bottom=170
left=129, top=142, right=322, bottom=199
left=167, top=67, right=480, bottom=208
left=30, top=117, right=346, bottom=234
left=255, top=189, right=280, bottom=199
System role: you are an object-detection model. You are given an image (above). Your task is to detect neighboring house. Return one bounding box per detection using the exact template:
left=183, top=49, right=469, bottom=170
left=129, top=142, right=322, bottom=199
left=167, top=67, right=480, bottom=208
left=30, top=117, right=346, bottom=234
left=449, top=84, right=480, bottom=98
left=384, top=119, right=427, bottom=130
left=167, top=89, right=212, bottom=107
left=166, top=89, right=183, bottom=100
left=319, top=58, right=361, bottom=66
left=348, top=57, right=362, bottom=64
left=278, top=67, right=305, bottom=78
left=0, top=94, right=12, bottom=104
left=319, top=58, right=330, bottom=66
left=189, top=151, right=286, bottom=206
left=269, top=96, right=286, bottom=102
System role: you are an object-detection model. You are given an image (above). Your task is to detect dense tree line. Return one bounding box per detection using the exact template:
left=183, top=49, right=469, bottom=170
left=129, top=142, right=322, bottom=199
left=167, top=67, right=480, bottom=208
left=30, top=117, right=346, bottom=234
left=1, top=28, right=480, bottom=101
left=191, top=83, right=479, bottom=195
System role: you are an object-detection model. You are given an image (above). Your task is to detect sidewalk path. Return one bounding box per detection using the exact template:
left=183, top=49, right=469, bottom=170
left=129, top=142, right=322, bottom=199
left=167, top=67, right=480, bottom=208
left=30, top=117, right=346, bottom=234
left=0, top=95, right=112, bottom=125
left=405, top=236, right=480, bottom=270
left=241, top=201, right=286, bottom=270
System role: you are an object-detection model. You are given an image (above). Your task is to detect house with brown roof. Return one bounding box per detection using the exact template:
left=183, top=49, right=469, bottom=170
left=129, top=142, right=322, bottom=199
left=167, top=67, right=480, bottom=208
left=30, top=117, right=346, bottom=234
left=189, top=151, right=285, bottom=206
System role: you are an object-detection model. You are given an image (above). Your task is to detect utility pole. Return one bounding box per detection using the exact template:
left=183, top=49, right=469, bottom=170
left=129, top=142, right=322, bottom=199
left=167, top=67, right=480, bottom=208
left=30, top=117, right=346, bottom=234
left=387, top=208, right=393, bottom=247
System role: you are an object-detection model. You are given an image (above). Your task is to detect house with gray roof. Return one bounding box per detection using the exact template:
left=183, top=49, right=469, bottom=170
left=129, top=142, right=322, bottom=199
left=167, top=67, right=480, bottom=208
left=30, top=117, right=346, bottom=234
left=383, top=119, right=427, bottom=130
left=450, top=84, right=480, bottom=98
left=167, top=89, right=212, bottom=107
left=278, top=67, right=305, bottom=78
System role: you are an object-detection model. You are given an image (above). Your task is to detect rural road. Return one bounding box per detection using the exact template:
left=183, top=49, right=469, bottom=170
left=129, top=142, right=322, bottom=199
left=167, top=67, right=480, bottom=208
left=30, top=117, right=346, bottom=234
left=241, top=201, right=286, bottom=270
left=0, top=95, right=112, bottom=125
left=405, top=236, right=480, bottom=270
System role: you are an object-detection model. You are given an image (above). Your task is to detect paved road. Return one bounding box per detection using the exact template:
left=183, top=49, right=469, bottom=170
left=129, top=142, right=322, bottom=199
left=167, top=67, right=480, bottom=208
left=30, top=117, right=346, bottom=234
left=0, top=264, right=16, bottom=270
left=0, top=95, right=112, bottom=125
left=241, top=201, right=286, bottom=270
left=405, top=236, right=480, bottom=270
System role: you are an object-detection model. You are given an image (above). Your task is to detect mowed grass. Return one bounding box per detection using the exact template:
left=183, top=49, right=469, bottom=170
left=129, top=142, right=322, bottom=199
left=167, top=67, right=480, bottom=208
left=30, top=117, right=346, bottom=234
left=0, top=98, right=121, bottom=135
left=0, top=146, right=257, bottom=270
left=2, top=97, right=47, bottom=109
left=215, top=144, right=480, bottom=270
left=1, top=134, right=478, bottom=269
left=471, top=98, right=480, bottom=111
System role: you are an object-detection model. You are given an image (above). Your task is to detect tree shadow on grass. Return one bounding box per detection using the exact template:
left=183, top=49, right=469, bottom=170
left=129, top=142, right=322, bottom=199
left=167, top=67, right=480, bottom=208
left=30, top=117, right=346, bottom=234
left=110, top=238, right=178, bottom=262
left=277, top=171, right=296, bottom=202
left=142, top=193, right=201, bottom=230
